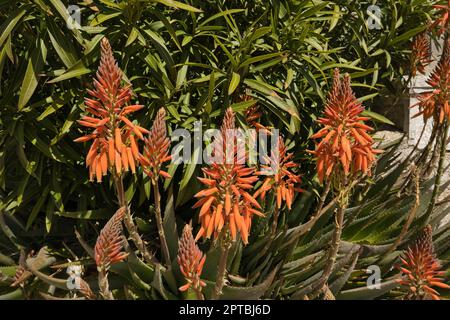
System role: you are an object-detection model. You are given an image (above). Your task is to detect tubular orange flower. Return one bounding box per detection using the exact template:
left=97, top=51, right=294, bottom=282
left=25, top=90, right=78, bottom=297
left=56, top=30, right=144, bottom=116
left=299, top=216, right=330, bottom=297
left=410, top=32, right=432, bottom=77
left=177, top=224, right=206, bottom=295
left=139, top=107, right=171, bottom=183
left=397, top=225, right=450, bottom=300
left=193, top=108, right=262, bottom=244
left=413, top=38, right=450, bottom=124
left=94, top=207, right=129, bottom=271
left=255, top=137, right=303, bottom=210
left=309, top=69, right=382, bottom=184
left=74, top=37, right=147, bottom=182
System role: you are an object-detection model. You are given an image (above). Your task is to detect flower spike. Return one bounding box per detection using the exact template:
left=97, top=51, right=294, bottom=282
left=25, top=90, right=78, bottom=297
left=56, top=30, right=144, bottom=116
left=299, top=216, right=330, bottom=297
left=397, top=225, right=450, bottom=300
left=75, top=37, right=146, bottom=182
left=410, top=32, right=432, bottom=77
left=94, top=207, right=129, bottom=271
left=193, top=108, right=261, bottom=244
left=309, top=69, right=382, bottom=184
left=255, top=136, right=303, bottom=210
left=177, top=224, right=206, bottom=296
left=139, top=107, right=172, bottom=182
left=413, top=38, right=450, bottom=124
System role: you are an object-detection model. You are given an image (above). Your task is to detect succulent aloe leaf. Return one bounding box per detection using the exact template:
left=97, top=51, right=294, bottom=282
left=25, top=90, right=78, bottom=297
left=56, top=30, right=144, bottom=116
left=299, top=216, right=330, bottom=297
left=230, top=242, right=243, bottom=274
left=337, top=277, right=400, bottom=300
left=221, top=267, right=278, bottom=300
left=201, top=244, right=222, bottom=281
left=365, top=160, right=406, bottom=199
left=27, top=268, right=68, bottom=290
left=287, top=190, right=315, bottom=227
left=431, top=204, right=450, bottom=228
left=0, top=288, right=23, bottom=300
left=151, top=263, right=177, bottom=300
left=287, top=245, right=360, bottom=298
left=162, top=266, right=179, bottom=295
left=0, top=265, right=17, bottom=277
left=243, top=235, right=271, bottom=258
left=128, top=263, right=152, bottom=291
left=282, top=251, right=324, bottom=275
left=126, top=253, right=155, bottom=283
left=247, top=252, right=273, bottom=282
left=163, top=185, right=179, bottom=260
left=329, top=251, right=359, bottom=295
left=339, top=241, right=390, bottom=257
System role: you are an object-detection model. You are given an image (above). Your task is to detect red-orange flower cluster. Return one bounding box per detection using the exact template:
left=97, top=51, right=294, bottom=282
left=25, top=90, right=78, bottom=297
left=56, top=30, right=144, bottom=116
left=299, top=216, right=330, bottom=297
left=309, top=69, right=381, bottom=183
left=177, top=224, right=206, bottom=293
left=138, top=108, right=172, bottom=182
left=432, top=1, right=450, bottom=35
left=75, top=37, right=147, bottom=182
left=397, top=225, right=450, bottom=300
left=414, top=38, right=450, bottom=124
left=255, top=137, right=303, bottom=209
left=193, top=108, right=263, bottom=244
left=94, top=207, right=129, bottom=271
left=410, top=32, right=432, bottom=77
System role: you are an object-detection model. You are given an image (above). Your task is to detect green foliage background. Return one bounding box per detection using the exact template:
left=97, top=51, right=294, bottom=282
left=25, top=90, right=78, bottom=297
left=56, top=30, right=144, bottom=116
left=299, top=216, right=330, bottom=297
left=0, top=0, right=448, bottom=300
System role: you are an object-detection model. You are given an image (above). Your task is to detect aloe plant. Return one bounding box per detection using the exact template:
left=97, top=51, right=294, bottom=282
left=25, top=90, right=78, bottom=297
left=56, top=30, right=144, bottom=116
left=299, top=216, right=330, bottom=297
left=0, top=0, right=449, bottom=301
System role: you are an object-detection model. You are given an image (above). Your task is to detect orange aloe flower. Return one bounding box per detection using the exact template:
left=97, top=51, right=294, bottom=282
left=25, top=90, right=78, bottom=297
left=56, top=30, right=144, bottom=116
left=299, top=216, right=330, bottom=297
left=177, top=224, right=206, bottom=294
left=432, top=1, right=450, bottom=35
left=94, top=207, right=129, bottom=271
left=309, top=69, right=382, bottom=184
left=397, top=225, right=450, bottom=300
left=255, top=137, right=303, bottom=210
left=138, top=107, right=172, bottom=183
left=193, top=108, right=263, bottom=244
left=410, top=32, right=432, bottom=77
left=414, top=38, right=450, bottom=124
left=74, top=37, right=148, bottom=182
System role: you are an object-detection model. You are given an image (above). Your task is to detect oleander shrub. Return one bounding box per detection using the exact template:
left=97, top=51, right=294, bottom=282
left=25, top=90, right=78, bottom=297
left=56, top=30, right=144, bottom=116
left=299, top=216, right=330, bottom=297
left=0, top=0, right=448, bottom=300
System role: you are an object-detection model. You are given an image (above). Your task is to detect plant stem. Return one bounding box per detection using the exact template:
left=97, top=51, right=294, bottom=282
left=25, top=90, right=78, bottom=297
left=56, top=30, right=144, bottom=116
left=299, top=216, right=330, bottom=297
left=114, top=174, right=158, bottom=265
left=194, top=288, right=204, bottom=300
left=281, top=177, right=361, bottom=256
left=312, top=180, right=331, bottom=219
left=417, top=124, right=438, bottom=176
left=424, top=121, right=448, bottom=225
left=98, top=270, right=114, bottom=300
left=270, top=204, right=279, bottom=234
left=152, top=178, right=171, bottom=266
left=211, top=237, right=231, bottom=300
left=310, top=202, right=346, bottom=299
